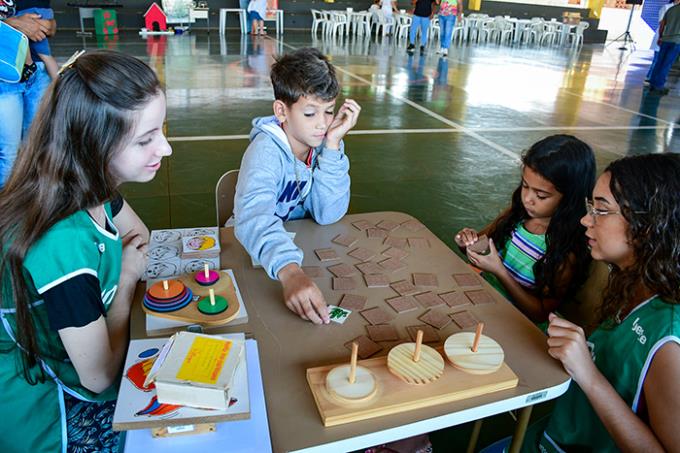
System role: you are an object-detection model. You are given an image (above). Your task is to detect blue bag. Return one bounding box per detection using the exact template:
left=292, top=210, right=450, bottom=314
left=0, top=21, right=29, bottom=83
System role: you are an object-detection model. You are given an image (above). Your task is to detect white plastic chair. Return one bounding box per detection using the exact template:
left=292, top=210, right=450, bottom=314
left=396, top=14, right=412, bottom=41
left=310, top=9, right=326, bottom=36
left=452, top=16, right=466, bottom=43
left=328, top=11, right=348, bottom=38
left=569, top=21, right=589, bottom=47
left=371, top=10, right=392, bottom=38
left=428, top=16, right=440, bottom=44
left=354, top=11, right=372, bottom=36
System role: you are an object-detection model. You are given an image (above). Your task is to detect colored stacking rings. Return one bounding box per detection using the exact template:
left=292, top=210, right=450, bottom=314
left=144, top=280, right=193, bottom=313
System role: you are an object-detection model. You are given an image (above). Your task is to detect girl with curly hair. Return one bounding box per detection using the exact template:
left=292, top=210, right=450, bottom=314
left=533, top=153, right=680, bottom=451
left=455, top=135, right=596, bottom=323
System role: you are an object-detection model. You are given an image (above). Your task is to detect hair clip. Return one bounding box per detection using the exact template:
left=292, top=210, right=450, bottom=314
left=58, top=50, right=86, bottom=76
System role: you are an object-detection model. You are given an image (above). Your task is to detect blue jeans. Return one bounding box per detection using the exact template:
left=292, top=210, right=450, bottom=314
left=646, top=50, right=659, bottom=80
left=409, top=15, right=431, bottom=46
left=649, top=41, right=680, bottom=90
left=0, top=63, right=50, bottom=188
left=439, top=14, right=457, bottom=49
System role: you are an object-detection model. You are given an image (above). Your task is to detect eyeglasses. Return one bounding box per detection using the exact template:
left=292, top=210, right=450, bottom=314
left=584, top=198, right=620, bottom=221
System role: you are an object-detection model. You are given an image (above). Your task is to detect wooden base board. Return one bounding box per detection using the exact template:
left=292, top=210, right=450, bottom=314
left=307, top=351, right=518, bottom=427
left=142, top=271, right=240, bottom=326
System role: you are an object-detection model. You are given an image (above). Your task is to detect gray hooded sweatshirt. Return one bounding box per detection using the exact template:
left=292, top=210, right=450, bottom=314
left=234, top=115, right=350, bottom=279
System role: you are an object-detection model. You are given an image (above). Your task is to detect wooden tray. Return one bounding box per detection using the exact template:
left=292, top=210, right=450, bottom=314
left=307, top=350, right=518, bottom=427
left=142, top=271, right=240, bottom=326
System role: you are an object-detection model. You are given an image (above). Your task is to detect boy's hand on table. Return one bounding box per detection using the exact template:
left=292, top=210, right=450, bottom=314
left=325, top=99, right=362, bottom=150
left=279, top=264, right=330, bottom=324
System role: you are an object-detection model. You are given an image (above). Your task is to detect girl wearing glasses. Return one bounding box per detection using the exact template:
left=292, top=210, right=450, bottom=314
left=455, top=135, right=596, bottom=323
left=528, top=153, right=680, bottom=450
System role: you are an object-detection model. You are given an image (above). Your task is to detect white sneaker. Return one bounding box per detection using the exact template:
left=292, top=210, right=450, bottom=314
left=436, top=47, right=442, bottom=54
left=442, top=48, right=448, bottom=56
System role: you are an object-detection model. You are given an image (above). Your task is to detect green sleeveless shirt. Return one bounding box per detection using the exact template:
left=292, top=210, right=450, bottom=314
left=539, top=295, right=680, bottom=452
left=0, top=203, right=122, bottom=452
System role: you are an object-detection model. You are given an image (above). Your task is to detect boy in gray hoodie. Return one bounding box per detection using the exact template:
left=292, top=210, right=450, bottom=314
left=234, top=48, right=361, bottom=325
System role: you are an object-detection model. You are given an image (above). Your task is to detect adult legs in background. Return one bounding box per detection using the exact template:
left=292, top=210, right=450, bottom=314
left=646, top=51, right=659, bottom=80
left=0, top=85, right=23, bottom=188
left=439, top=15, right=457, bottom=51
left=21, top=64, right=51, bottom=139
left=649, top=42, right=680, bottom=92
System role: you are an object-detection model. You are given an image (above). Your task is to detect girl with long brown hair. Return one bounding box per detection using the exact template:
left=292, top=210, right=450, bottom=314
left=0, top=50, right=171, bottom=452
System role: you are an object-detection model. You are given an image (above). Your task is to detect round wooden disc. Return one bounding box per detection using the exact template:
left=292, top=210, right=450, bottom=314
left=197, top=295, right=229, bottom=315
left=325, top=365, right=377, bottom=404
left=148, top=279, right=184, bottom=300
left=444, top=332, right=504, bottom=375
left=195, top=270, right=220, bottom=286
left=387, top=343, right=445, bottom=385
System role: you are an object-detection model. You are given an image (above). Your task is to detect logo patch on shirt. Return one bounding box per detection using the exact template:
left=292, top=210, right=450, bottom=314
left=631, top=317, right=647, bottom=345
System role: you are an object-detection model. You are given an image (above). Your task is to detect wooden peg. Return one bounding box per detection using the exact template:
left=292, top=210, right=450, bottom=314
left=472, top=322, right=484, bottom=353
left=349, top=342, right=358, bottom=384
left=204, top=263, right=210, bottom=279
left=413, top=329, right=424, bottom=362
left=162, top=280, right=169, bottom=291
left=209, top=288, right=216, bottom=307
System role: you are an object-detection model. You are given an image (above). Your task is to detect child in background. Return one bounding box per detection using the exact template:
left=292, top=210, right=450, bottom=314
left=247, top=0, right=267, bottom=35
left=531, top=154, right=680, bottom=451
left=0, top=50, right=170, bottom=452
left=234, top=48, right=361, bottom=325
left=455, top=135, right=596, bottom=323
left=14, top=0, right=58, bottom=79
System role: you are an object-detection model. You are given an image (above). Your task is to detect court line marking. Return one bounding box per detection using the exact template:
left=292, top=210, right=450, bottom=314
left=168, top=125, right=675, bottom=142
left=561, top=89, right=674, bottom=126
left=270, top=38, right=522, bottom=163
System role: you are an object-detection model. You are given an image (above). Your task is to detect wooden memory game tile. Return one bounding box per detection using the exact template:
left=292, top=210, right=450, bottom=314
left=385, top=295, right=419, bottom=314
left=439, top=291, right=472, bottom=308
left=365, top=324, right=399, bottom=342
left=408, top=237, right=430, bottom=248
left=360, top=306, right=395, bottom=325
left=315, top=248, right=339, bottom=262
left=414, top=291, right=446, bottom=309
left=412, top=273, right=438, bottom=287
left=339, top=294, right=368, bottom=311
left=351, top=219, right=374, bottom=231
left=419, top=309, right=452, bottom=330
left=376, top=219, right=400, bottom=231
left=327, top=263, right=357, bottom=278
left=332, top=277, right=357, bottom=291
left=364, top=273, right=390, bottom=288
left=452, top=273, right=482, bottom=288
left=348, top=247, right=376, bottom=261
left=465, top=289, right=496, bottom=305
left=383, top=237, right=408, bottom=249
left=390, top=280, right=419, bottom=296
left=450, top=310, right=478, bottom=329
left=401, top=219, right=426, bottom=232
left=355, top=261, right=384, bottom=275
left=406, top=325, right=440, bottom=343
left=331, top=233, right=358, bottom=248
left=467, top=235, right=490, bottom=254
left=378, top=257, right=407, bottom=273
left=382, top=247, right=409, bottom=260
left=344, top=335, right=382, bottom=359
left=366, top=227, right=389, bottom=238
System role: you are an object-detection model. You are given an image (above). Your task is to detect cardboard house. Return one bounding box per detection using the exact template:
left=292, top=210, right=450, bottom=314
left=144, top=3, right=167, bottom=32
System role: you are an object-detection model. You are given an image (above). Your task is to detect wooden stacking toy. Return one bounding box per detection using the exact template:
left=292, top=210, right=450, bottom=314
left=444, top=323, right=504, bottom=375
left=144, top=279, right=193, bottom=313
left=195, top=263, right=220, bottom=286
left=325, top=342, right=378, bottom=404
left=387, top=329, right=445, bottom=384
left=197, top=288, right=228, bottom=315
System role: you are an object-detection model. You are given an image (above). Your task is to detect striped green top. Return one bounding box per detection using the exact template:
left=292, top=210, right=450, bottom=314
left=501, top=222, right=547, bottom=289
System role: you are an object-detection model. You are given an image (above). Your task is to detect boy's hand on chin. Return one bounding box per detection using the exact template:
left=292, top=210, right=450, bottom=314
left=325, top=99, right=362, bottom=149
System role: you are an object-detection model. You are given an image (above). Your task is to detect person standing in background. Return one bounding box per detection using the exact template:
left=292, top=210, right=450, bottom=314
left=436, top=0, right=463, bottom=56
